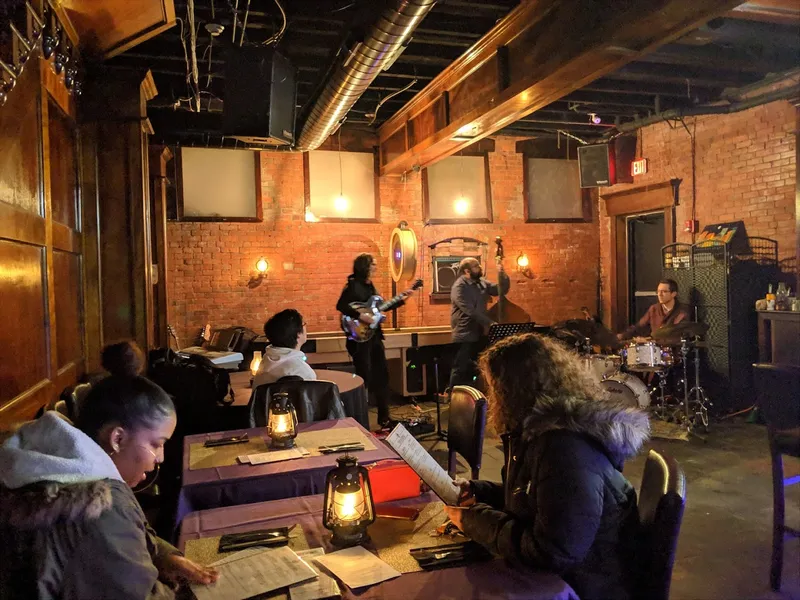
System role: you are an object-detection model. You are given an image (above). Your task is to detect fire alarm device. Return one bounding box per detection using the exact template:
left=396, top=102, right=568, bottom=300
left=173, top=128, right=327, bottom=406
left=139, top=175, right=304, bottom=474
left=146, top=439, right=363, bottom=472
left=684, top=219, right=699, bottom=233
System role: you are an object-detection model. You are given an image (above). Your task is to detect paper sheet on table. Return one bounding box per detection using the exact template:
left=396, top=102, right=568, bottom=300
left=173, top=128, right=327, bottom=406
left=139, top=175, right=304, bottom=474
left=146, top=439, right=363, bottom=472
left=290, top=549, right=341, bottom=600
left=238, top=447, right=310, bottom=465
left=385, top=424, right=460, bottom=505
left=313, top=546, right=400, bottom=590
left=190, top=545, right=317, bottom=600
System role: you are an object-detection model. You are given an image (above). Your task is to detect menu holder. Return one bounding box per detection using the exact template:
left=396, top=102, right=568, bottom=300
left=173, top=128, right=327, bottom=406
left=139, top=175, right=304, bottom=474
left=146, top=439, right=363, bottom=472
left=385, top=424, right=460, bottom=506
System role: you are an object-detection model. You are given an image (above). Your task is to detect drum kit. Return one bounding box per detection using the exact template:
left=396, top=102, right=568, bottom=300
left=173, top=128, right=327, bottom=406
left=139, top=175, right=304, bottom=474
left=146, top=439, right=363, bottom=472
left=554, top=319, right=713, bottom=435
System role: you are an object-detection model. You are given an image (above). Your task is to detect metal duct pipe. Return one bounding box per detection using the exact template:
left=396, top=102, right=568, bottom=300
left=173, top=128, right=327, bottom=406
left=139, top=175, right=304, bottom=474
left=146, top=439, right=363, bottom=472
left=295, top=0, right=436, bottom=152
left=607, top=84, right=800, bottom=137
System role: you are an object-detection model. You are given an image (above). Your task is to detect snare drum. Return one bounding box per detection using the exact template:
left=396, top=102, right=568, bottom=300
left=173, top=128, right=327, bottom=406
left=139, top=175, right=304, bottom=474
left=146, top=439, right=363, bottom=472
left=623, top=342, right=673, bottom=372
left=583, top=354, right=622, bottom=382
left=602, top=373, right=651, bottom=409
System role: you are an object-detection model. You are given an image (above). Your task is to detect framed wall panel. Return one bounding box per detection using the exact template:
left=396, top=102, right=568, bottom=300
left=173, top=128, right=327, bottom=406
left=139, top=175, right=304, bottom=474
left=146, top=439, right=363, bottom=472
left=523, top=157, right=592, bottom=222
left=53, top=250, right=83, bottom=369
left=423, top=154, right=492, bottom=224
left=48, top=99, right=79, bottom=229
left=304, top=150, right=379, bottom=222
left=0, top=240, right=48, bottom=404
left=177, top=148, right=262, bottom=222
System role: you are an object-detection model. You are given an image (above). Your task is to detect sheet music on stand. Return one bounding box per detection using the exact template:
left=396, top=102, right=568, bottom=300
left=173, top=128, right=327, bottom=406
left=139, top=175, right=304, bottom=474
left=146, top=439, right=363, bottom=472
left=488, top=322, right=537, bottom=345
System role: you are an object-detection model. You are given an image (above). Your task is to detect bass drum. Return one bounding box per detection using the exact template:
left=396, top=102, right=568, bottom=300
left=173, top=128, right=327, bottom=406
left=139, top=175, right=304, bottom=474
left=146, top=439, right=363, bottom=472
left=602, top=373, right=651, bottom=409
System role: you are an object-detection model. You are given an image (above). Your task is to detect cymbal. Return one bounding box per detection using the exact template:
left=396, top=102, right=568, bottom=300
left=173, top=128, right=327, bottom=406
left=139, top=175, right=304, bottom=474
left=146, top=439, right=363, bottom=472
left=651, top=321, right=709, bottom=344
left=554, top=319, right=622, bottom=351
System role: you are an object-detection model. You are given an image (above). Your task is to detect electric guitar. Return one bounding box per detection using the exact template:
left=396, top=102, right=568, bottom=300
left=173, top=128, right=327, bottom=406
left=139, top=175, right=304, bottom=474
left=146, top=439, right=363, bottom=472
left=340, top=279, right=423, bottom=342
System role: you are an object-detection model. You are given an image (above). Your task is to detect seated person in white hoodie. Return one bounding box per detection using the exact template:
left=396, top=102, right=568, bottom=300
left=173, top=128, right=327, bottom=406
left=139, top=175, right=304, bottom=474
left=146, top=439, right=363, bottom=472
left=253, top=309, right=317, bottom=387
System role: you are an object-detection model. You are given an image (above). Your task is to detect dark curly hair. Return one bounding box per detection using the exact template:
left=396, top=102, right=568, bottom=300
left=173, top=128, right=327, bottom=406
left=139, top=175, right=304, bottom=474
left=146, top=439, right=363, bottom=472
left=352, top=253, right=374, bottom=281
left=101, top=341, right=145, bottom=377
left=478, top=333, right=606, bottom=432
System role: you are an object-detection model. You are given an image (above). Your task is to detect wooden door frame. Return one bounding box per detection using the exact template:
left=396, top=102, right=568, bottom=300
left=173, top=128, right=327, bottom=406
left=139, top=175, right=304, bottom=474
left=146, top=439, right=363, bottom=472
left=602, top=181, right=677, bottom=331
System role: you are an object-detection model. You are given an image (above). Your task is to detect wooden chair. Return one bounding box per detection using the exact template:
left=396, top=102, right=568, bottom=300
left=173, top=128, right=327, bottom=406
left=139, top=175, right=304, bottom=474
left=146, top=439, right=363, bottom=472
left=637, top=449, right=687, bottom=600
left=753, top=363, right=800, bottom=591
left=446, top=385, right=487, bottom=480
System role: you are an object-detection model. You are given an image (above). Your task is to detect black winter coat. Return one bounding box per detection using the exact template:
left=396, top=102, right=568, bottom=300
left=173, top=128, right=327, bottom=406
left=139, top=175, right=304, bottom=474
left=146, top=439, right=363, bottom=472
left=460, top=395, right=650, bottom=600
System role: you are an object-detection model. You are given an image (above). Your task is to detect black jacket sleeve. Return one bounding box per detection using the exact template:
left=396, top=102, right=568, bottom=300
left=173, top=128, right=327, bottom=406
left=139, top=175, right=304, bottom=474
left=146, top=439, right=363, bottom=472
left=336, top=282, right=361, bottom=319
left=460, top=432, right=605, bottom=573
left=470, top=480, right=505, bottom=509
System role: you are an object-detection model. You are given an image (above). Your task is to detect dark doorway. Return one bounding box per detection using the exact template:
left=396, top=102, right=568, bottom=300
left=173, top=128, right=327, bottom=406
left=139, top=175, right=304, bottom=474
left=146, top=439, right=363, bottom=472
left=627, top=212, right=665, bottom=324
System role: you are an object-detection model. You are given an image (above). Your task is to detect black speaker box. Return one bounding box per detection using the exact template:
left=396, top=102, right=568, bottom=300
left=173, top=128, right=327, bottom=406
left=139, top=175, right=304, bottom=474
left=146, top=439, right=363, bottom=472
left=223, top=47, right=296, bottom=146
left=578, top=143, right=616, bottom=188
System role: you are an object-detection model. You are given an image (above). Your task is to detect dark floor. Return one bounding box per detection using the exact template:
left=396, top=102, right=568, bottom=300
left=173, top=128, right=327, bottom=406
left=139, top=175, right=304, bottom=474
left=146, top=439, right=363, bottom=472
left=375, top=402, right=800, bottom=600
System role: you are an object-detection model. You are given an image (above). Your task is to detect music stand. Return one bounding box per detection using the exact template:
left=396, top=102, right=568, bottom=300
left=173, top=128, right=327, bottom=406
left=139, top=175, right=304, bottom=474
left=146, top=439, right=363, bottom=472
left=488, top=322, right=537, bottom=345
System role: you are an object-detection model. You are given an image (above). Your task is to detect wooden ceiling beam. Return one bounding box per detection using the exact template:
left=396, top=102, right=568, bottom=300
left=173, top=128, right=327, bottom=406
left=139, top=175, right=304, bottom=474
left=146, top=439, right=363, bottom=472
left=376, top=0, right=745, bottom=177
left=726, top=1, right=800, bottom=25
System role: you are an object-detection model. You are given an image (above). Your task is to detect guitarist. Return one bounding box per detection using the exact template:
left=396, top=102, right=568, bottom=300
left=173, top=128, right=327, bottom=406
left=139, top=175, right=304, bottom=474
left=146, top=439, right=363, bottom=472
left=449, top=257, right=510, bottom=390
left=336, top=253, right=416, bottom=429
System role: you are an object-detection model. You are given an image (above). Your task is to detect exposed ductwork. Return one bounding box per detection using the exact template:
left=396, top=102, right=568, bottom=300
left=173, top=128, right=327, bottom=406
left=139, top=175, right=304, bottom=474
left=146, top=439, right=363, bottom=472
left=606, top=83, right=800, bottom=137
left=295, top=0, right=436, bottom=152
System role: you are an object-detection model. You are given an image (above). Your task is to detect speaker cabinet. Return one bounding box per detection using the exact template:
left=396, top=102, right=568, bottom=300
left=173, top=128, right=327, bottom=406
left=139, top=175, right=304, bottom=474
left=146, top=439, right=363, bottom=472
left=578, top=143, right=616, bottom=188
left=388, top=348, right=427, bottom=397
left=223, top=47, right=296, bottom=145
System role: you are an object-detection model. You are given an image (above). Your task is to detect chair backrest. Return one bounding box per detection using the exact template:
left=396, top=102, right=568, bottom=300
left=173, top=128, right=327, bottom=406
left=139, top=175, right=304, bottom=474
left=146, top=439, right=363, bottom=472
left=447, top=385, right=487, bottom=480
left=753, top=363, right=800, bottom=433
left=249, top=378, right=346, bottom=428
left=637, top=449, right=687, bottom=600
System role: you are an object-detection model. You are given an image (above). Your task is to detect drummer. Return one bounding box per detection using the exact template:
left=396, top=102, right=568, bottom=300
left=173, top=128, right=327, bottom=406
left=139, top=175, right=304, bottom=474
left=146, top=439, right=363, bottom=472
left=617, top=279, right=690, bottom=341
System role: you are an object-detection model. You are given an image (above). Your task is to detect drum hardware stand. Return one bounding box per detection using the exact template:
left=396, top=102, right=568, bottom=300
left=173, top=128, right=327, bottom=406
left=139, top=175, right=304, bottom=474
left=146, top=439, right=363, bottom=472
left=677, top=337, right=710, bottom=438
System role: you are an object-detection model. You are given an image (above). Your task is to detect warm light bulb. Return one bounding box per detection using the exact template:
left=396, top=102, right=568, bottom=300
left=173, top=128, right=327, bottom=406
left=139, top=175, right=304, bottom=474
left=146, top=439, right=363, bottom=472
left=255, top=258, right=269, bottom=273
left=517, top=253, right=530, bottom=269
left=334, top=489, right=362, bottom=521
left=454, top=198, right=469, bottom=215
left=334, top=195, right=349, bottom=212
left=271, top=412, right=292, bottom=434
left=250, top=351, right=262, bottom=376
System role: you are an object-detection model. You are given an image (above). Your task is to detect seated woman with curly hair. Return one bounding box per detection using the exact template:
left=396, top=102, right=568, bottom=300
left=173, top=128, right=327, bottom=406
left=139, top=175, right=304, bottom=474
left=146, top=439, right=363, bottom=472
left=444, top=333, right=649, bottom=600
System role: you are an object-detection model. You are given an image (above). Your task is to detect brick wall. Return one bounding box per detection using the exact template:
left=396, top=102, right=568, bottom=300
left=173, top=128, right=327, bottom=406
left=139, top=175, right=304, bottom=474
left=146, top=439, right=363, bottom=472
left=166, top=136, right=601, bottom=345
left=598, top=101, right=797, bottom=324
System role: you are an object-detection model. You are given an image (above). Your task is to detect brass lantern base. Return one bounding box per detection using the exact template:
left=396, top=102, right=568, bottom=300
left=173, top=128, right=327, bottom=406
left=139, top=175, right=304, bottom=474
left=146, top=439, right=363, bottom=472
left=330, top=526, right=370, bottom=548
left=270, top=436, right=296, bottom=449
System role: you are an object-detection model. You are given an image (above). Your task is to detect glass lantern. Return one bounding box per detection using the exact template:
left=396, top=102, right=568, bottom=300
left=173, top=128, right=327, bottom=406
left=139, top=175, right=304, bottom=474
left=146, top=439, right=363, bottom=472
left=266, top=392, right=298, bottom=449
left=322, top=455, right=375, bottom=547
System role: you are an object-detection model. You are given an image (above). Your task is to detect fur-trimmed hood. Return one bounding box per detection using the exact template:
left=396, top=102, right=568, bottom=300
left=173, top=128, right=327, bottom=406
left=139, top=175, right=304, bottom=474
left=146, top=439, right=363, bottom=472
left=522, top=395, right=650, bottom=464
left=0, top=412, right=123, bottom=529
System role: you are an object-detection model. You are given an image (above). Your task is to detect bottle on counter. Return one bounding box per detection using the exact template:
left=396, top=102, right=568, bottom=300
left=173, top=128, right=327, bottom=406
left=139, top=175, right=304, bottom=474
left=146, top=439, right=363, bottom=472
left=776, top=283, right=789, bottom=311
left=766, top=284, right=776, bottom=311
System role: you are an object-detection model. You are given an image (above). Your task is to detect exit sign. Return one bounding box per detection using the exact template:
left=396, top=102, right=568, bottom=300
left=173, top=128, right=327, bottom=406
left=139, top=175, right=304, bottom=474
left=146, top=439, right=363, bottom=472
left=631, top=158, right=648, bottom=176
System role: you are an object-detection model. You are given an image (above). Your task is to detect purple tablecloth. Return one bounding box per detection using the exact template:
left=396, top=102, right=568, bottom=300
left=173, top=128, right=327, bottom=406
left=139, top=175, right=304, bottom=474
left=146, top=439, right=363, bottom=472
left=177, top=418, right=397, bottom=524
left=179, top=493, right=577, bottom=600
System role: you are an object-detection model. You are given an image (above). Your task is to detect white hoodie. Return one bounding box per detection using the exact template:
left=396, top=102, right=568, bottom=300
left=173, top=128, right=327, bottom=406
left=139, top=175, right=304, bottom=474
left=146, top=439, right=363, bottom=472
left=253, top=345, right=317, bottom=388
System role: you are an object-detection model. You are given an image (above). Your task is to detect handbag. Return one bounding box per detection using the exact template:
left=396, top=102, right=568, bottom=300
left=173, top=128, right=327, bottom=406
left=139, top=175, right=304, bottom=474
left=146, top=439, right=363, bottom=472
left=366, top=459, right=422, bottom=504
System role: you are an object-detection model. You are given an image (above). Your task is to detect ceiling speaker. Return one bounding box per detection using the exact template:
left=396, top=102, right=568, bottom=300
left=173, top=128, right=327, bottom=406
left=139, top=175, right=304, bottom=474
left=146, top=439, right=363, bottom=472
left=578, top=143, right=616, bottom=188
left=389, top=226, right=417, bottom=282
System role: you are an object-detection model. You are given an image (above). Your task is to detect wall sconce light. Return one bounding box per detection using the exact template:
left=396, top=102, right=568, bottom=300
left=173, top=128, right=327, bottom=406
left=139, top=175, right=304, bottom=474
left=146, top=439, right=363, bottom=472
left=266, top=392, right=298, bottom=449
left=454, top=197, right=469, bottom=215
left=516, top=253, right=533, bottom=279
left=323, top=455, right=375, bottom=547
left=248, top=257, right=269, bottom=288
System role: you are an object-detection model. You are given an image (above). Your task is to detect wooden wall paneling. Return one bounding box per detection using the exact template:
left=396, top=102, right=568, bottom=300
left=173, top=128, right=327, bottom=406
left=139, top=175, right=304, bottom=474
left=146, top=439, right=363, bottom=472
left=47, top=98, right=78, bottom=229
left=53, top=249, right=83, bottom=370
left=0, top=241, right=49, bottom=409
left=86, top=68, right=156, bottom=350
left=0, top=56, right=42, bottom=215
left=149, top=146, right=171, bottom=349
left=80, top=123, right=103, bottom=371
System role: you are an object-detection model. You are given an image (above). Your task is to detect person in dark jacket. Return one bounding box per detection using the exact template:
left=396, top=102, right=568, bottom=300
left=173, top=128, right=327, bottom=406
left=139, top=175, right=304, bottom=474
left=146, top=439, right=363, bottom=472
left=336, top=253, right=415, bottom=428
left=444, top=333, right=649, bottom=600
left=0, top=370, right=218, bottom=599
left=449, top=257, right=510, bottom=389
